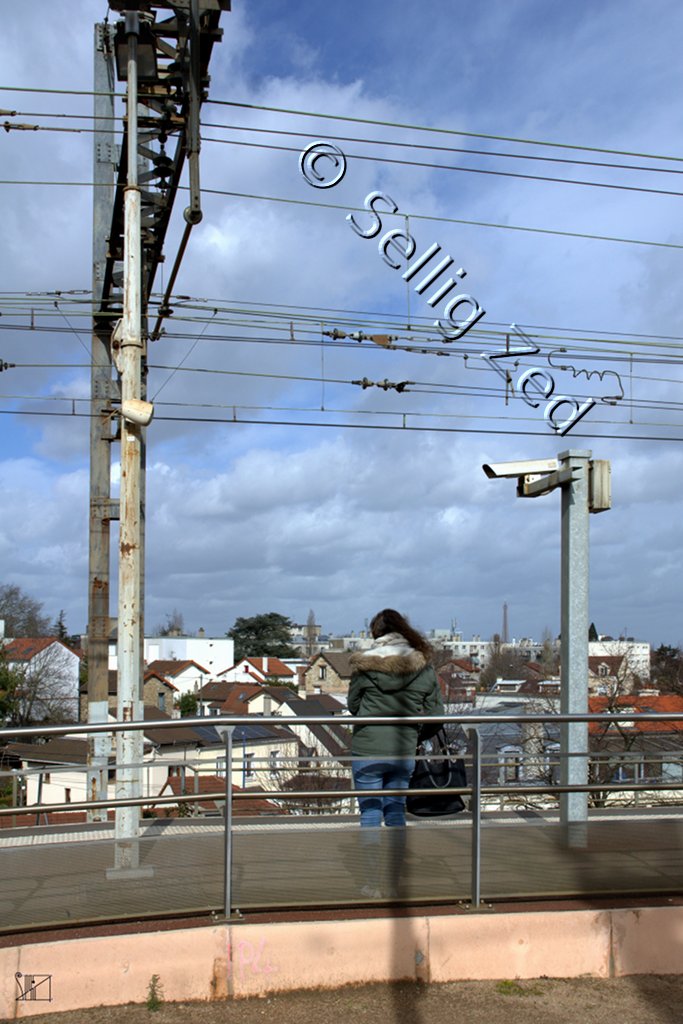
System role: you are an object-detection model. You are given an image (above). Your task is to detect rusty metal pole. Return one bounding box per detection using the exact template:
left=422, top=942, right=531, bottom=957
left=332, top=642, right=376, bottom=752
left=114, top=10, right=145, bottom=871
left=88, top=22, right=118, bottom=823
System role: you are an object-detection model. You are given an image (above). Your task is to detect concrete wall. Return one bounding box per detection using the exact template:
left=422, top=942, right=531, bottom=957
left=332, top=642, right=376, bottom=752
left=3, top=905, right=683, bottom=1017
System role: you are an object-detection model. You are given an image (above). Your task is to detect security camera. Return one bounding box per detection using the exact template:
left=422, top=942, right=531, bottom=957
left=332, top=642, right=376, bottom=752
left=121, top=399, right=154, bottom=427
left=482, top=458, right=559, bottom=479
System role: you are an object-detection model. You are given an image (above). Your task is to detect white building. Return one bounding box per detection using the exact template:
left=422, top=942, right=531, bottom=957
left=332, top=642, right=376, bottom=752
left=108, top=630, right=234, bottom=677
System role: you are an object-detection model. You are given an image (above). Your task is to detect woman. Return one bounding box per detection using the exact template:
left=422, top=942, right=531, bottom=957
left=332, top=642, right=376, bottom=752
left=348, top=608, right=444, bottom=829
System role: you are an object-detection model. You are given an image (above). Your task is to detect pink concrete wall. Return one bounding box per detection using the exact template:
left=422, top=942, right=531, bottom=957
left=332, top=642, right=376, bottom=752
left=2, top=906, right=682, bottom=1019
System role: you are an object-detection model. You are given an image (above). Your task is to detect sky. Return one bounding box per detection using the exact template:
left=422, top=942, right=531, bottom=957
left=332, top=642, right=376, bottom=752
left=2, top=0, right=683, bottom=648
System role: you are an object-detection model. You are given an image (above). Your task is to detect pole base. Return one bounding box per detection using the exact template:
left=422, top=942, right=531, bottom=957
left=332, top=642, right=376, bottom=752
left=106, top=865, right=155, bottom=881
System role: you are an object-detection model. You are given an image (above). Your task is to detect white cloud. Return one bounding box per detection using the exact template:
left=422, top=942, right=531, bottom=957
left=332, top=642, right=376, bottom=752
left=1, top=0, right=683, bottom=648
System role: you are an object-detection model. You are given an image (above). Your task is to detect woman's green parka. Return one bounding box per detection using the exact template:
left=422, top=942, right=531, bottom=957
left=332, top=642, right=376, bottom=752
left=348, top=647, right=444, bottom=757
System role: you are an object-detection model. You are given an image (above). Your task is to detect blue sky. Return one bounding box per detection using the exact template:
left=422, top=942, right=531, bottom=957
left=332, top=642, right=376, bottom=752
left=2, top=0, right=683, bottom=647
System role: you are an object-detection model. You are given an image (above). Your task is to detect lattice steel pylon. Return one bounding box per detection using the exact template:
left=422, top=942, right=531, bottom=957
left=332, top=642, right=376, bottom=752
left=87, top=2, right=229, bottom=848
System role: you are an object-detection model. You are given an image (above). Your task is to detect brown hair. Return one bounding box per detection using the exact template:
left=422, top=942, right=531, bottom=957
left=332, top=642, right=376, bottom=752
left=369, top=608, right=432, bottom=659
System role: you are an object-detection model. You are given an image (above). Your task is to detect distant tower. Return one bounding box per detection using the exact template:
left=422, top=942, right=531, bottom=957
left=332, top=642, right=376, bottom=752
left=502, top=602, right=509, bottom=644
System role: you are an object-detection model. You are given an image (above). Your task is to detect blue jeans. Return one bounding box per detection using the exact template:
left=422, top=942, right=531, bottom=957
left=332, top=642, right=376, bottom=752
left=352, top=758, right=415, bottom=827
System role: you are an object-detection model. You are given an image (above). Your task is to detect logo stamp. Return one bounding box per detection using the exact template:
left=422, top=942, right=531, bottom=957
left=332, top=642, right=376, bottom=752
left=16, top=972, right=53, bottom=1002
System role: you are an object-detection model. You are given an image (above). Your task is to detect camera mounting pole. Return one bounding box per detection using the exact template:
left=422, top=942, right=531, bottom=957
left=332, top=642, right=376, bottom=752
left=483, top=450, right=611, bottom=837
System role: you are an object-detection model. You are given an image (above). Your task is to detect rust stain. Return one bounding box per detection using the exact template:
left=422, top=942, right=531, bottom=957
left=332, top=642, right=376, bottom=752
left=210, top=957, right=229, bottom=1000
left=120, top=542, right=137, bottom=556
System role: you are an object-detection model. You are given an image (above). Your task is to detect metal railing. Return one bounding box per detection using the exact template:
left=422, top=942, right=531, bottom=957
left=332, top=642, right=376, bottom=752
left=2, top=710, right=683, bottom=920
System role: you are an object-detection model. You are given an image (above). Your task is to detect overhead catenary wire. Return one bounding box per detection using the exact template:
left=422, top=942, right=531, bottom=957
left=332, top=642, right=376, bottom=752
left=8, top=113, right=683, bottom=197
left=205, top=98, right=683, bottom=165
left=201, top=135, right=683, bottom=199
left=7, top=288, right=683, bottom=349
left=6, top=84, right=683, bottom=166
left=3, top=404, right=683, bottom=444
left=0, top=177, right=680, bottom=251
left=5, top=108, right=683, bottom=181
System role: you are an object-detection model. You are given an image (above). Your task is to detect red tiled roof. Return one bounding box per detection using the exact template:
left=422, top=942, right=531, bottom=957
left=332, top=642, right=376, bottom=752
left=589, top=694, right=683, bottom=733
left=160, top=776, right=283, bottom=815
left=3, top=637, right=80, bottom=661
left=145, top=659, right=209, bottom=677
left=220, top=683, right=264, bottom=714
left=588, top=656, right=625, bottom=676
left=246, top=657, right=294, bottom=677
left=143, top=669, right=179, bottom=690
left=440, top=658, right=479, bottom=674
left=197, top=680, right=233, bottom=701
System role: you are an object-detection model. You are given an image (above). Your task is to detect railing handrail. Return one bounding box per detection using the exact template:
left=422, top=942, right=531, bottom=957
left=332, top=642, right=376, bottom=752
left=2, top=779, right=683, bottom=819
left=3, top=709, right=683, bottom=741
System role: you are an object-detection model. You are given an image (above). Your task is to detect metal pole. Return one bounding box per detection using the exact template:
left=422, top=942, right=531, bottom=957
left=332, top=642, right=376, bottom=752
left=222, top=727, right=235, bottom=918
left=88, top=21, right=117, bottom=822
left=559, top=449, right=591, bottom=836
left=184, top=0, right=203, bottom=226
left=114, top=11, right=145, bottom=871
left=468, top=727, right=482, bottom=908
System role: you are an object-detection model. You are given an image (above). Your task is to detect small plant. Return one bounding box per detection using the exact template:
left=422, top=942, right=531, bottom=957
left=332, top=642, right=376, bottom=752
left=146, top=974, right=163, bottom=1012
left=496, top=979, right=542, bottom=997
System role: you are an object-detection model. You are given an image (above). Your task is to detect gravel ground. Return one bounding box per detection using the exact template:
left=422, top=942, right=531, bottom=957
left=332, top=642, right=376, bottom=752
left=19, top=976, right=683, bottom=1024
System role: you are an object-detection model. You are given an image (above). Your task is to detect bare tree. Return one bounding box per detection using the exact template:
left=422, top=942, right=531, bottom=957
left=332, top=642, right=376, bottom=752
left=539, top=627, right=560, bottom=675
left=479, top=641, right=529, bottom=689
left=154, top=608, right=185, bottom=637
left=0, top=583, right=51, bottom=637
left=8, top=644, right=79, bottom=727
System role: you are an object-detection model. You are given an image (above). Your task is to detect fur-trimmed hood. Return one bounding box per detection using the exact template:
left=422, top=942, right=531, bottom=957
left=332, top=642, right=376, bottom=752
left=348, top=634, right=443, bottom=756
left=349, top=646, right=427, bottom=683
left=350, top=631, right=431, bottom=694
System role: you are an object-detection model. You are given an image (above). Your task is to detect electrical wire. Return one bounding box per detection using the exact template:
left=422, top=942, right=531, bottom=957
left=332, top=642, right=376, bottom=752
left=0, top=174, right=679, bottom=250
left=199, top=121, right=683, bottom=178
left=2, top=404, right=683, bottom=443
left=201, top=135, right=683, bottom=199
left=8, top=289, right=683, bottom=349
left=206, top=98, right=683, bottom=165
left=198, top=189, right=683, bottom=251
left=10, top=109, right=683, bottom=180
left=8, top=113, right=683, bottom=196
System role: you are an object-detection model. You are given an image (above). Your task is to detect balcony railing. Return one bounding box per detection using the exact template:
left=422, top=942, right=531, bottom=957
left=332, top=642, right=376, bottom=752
left=1, top=710, right=683, bottom=932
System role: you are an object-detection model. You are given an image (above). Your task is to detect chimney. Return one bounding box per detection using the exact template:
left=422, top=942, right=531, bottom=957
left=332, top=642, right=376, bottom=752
left=263, top=656, right=268, bottom=673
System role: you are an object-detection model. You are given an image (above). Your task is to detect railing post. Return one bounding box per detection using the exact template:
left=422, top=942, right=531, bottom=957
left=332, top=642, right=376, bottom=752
left=219, top=726, right=235, bottom=919
left=468, top=727, right=482, bottom=908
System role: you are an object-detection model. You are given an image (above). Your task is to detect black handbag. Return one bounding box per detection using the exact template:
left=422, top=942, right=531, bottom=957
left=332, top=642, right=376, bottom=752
left=406, top=729, right=467, bottom=817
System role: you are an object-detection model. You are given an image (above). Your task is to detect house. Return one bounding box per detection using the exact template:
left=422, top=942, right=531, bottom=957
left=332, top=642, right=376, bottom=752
left=107, top=630, right=234, bottom=678
left=4, top=736, right=119, bottom=808
left=3, top=637, right=82, bottom=724
left=520, top=662, right=561, bottom=696
left=588, top=655, right=633, bottom=694
left=145, top=659, right=211, bottom=696
left=218, top=656, right=295, bottom=686
left=589, top=638, right=650, bottom=684
left=158, top=776, right=284, bottom=817
left=196, top=680, right=266, bottom=717
left=247, top=687, right=349, bottom=755
left=79, top=669, right=178, bottom=720
left=142, top=709, right=299, bottom=792
left=302, top=652, right=354, bottom=695
left=587, top=692, right=683, bottom=791
left=437, top=658, right=479, bottom=705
